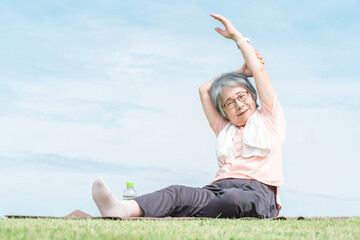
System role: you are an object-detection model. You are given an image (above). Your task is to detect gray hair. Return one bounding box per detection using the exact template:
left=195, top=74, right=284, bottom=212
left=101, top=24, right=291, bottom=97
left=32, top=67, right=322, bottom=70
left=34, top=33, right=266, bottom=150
left=210, top=72, right=259, bottom=119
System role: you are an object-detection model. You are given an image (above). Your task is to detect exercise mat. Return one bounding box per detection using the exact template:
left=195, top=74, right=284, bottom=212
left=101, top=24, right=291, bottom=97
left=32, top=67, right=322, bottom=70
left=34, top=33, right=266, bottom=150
left=5, top=210, right=349, bottom=221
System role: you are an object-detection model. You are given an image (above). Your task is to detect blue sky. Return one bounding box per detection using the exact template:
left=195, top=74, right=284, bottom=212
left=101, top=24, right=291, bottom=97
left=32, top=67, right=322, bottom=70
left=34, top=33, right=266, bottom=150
left=1, top=0, right=359, bottom=217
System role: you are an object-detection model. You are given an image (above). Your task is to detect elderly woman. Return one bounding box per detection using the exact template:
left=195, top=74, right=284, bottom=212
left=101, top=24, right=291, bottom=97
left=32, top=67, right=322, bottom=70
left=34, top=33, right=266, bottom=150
left=92, top=14, right=285, bottom=219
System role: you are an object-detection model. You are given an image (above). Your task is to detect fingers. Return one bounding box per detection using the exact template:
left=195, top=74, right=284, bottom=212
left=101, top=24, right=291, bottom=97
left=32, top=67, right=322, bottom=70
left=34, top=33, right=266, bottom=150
left=214, top=27, right=225, bottom=35
left=210, top=13, right=226, bottom=22
left=256, top=52, right=263, bottom=60
left=241, top=62, right=248, bottom=70
left=255, top=49, right=265, bottom=64
left=210, top=13, right=231, bottom=27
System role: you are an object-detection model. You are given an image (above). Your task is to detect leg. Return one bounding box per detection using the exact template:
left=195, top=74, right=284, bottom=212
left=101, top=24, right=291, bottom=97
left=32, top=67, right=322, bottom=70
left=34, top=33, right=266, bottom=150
left=195, top=188, right=259, bottom=218
left=128, top=200, right=144, bottom=217
left=92, top=177, right=144, bottom=217
left=133, top=184, right=215, bottom=217
left=195, top=184, right=277, bottom=219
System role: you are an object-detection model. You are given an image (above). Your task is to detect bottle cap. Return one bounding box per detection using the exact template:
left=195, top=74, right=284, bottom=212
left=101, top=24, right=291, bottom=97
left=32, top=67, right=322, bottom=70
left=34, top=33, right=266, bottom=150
left=127, top=182, right=134, bottom=188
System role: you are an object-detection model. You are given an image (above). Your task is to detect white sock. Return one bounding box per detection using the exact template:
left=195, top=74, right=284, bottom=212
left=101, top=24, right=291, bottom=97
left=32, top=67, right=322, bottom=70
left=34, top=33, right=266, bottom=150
left=92, top=177, right=132, bottom=217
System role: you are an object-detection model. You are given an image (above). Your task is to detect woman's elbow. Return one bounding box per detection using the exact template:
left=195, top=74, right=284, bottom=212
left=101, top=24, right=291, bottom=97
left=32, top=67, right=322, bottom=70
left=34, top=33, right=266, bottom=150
left=199, top=85, right=209, bottom=95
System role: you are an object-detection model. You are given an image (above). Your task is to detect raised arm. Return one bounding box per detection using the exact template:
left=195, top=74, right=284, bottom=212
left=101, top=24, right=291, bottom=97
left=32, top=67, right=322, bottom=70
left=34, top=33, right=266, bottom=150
left=210, top=13, right=276, bottom=109
left=199, top=76, right=220, bottom=129
left=199, top=59, right=265, bottom=128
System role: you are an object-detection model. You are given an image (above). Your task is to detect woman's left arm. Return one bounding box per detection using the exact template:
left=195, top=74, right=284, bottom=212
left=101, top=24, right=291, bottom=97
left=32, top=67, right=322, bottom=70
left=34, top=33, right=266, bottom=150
left=211, top=14, right=275, bottom=108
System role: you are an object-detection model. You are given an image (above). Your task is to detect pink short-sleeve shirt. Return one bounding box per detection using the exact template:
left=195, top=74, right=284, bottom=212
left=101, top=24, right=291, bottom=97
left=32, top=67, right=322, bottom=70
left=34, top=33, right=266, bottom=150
left=211, top=94, right=286, bottom=210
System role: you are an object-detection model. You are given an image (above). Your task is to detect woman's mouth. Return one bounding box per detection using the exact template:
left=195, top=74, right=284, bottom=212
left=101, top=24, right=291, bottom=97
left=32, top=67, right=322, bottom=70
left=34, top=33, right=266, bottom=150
left=238, top=109, right=248, bottom=116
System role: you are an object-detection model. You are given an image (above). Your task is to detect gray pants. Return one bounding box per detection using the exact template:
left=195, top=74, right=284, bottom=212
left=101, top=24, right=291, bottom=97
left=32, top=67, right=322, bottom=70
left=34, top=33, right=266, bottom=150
left=133, top=178, right=278, bottom=218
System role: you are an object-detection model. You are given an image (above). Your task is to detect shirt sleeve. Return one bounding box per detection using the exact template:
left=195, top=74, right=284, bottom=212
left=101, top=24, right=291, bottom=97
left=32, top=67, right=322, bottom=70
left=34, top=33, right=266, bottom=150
left=211, top=115, right=230, bottom=137
left=259, top=94, right=286, bottom=145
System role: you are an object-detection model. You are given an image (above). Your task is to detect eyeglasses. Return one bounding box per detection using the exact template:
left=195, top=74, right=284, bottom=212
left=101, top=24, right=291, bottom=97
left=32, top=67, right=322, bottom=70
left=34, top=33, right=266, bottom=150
left=223, top=91, right=249, bottom=109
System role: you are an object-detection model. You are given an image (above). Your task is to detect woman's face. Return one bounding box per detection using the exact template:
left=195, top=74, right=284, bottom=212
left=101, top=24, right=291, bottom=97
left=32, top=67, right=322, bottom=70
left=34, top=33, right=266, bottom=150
left=221, top=86, right=256, bottom=127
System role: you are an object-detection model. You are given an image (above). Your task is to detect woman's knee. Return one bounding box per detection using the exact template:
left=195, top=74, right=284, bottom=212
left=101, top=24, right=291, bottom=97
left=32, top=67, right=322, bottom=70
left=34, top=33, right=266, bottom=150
left=165, top=185, right=181, bottom=190
left=163, top=185, right=192, bottom=202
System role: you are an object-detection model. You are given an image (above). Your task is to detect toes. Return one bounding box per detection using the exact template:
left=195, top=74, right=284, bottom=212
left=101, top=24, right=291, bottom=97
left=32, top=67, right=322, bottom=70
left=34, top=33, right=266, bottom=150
left=95, top=177, right=105, bottom=184
left=93, top=177, right=104, bottom=186
left=92, top=177, right=109, bottom=192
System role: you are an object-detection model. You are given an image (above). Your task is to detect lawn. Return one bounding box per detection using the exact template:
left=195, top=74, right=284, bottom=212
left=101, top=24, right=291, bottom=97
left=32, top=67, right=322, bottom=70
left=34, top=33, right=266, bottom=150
left=1, top=217, right=359, bottom=240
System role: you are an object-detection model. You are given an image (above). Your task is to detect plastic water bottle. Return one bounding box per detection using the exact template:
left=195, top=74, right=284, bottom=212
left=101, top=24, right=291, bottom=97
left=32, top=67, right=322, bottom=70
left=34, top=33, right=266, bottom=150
left=123, top=182, right=137, bottom=200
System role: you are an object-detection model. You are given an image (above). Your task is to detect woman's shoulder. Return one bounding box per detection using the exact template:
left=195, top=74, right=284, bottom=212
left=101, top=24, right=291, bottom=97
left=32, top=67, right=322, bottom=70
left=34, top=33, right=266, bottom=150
left=259, top=94, right=286, bottom=139
left=212, top=115, right=230, bottom=137
left=259, top=94, right=285, bottom=121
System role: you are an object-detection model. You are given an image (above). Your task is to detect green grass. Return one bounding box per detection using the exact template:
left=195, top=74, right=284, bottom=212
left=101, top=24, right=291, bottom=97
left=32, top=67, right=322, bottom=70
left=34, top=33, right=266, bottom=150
left=1, top=217, right=360, bottom=240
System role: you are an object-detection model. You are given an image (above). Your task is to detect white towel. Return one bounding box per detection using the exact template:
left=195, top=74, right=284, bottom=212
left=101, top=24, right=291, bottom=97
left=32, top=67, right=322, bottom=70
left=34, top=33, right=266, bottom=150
left=216, top=109, right=271, bottom=164
left=216, top=122, right=238, bottom=167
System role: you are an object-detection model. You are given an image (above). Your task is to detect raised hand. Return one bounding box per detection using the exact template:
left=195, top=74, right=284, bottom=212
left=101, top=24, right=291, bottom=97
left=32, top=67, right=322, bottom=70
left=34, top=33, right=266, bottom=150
left=210, top=13, right=243, bottom=42
left=210, top=13, right=275, bottom=109
left=236, top=50, right=265, bottom=77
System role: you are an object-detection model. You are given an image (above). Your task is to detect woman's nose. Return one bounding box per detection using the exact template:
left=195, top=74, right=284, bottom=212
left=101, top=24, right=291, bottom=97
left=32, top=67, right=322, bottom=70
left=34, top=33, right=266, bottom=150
left=235, top=99, right=245, bottom=109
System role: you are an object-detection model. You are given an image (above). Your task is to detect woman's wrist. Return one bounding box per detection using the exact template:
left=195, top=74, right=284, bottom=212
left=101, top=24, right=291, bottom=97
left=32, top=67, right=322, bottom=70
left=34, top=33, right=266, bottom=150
left=232, top=32, right=244, bottom=42
left=233, top=68, right=245, bottom=75
left=236, top=37, right=250, bottom=48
